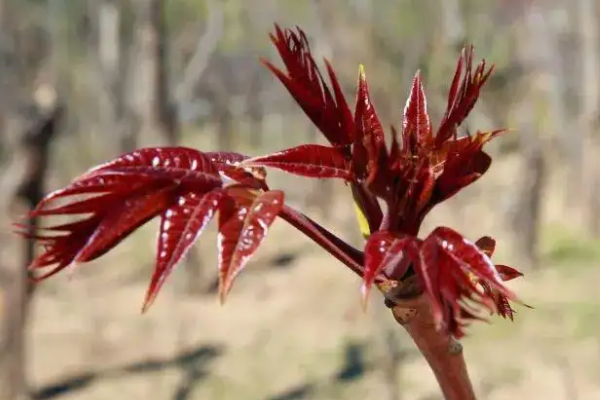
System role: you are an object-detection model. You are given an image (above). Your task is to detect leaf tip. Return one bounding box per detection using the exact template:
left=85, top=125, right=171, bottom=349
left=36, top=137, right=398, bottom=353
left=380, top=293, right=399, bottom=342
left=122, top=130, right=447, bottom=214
left=217, top=276, right=230, bottom=306
left=141, top=287, right=157, bottom=313
left=413, top=69, right=422, bottom=81
left=358, top=63, right=366, bottom=80
left=218, top=290, right=228, bottom=306
left=359, top=283, right=371, bottom=313
left=141, top=301, right=152, bottom=314
left=65, top=261, right=81, bottom=281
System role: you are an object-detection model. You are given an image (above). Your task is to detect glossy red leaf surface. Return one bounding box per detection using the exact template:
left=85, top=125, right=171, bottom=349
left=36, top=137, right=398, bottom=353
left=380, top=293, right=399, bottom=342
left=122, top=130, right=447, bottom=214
left=32, top=193, right=122, bottom=216
left=433, top=148, right=492, bottom=205
left=206, top=152, right=269, bottom=190
left=411, top=161, right=437, bottom=216
left=475, top=235, right=525, bottom=320
left=205, top=151, right=268, bottom=190
left=402, top=71, right=433, bottom=152
left=264, top=25, right=354, bottom=147
left=26, top=179, right=180, bottom=279
left=242, top=144, right=352, bottom=180
left=436, top=47, right=495, bottom=147
left=416, top=226, right=520, bottom=337
left=205, top=151, right=248, bottom=165
left=495, top=264, right=523, bottom=281
left=26, top=216, right=105, bottom=279
left=354, top=65, right=387, bottom=186
left=217, top=190, right=284, bottom=302
left=433, top=227, right=511, bottom=295
left=86, top=147, right=221, bottom=190
left=32, top=174, right=155, bottom=213
left=19, top=146, right=241, bottom=306
left=143, top=190, right=225, bottom=311
left=73, top=183, right=177, bottom=263
left=362, top=231, right=415, bottom=305
left=475, top=236, right=496, bottom=256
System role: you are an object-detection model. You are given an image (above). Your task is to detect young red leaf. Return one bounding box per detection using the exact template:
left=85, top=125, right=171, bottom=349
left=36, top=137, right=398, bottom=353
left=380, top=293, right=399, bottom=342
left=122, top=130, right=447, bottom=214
left=86, top=147, right=222, bottom=191
left=362, top=231, right=415, bottom=307
left=26, top=216, right=104, bottom=278
left=264, top=25, right=354, bottom=147
left=415, top=235, right=446, bottom=330
left=143, top=190, right=225, bottom=311
left=422, top=235, right=499, bottom=337
left=73, top=182, right=178, bottom=264
left=205, top=151, right=248, bottom=165
left=495, top=264, right=523, bottom=281
left=217, top=190, right=284, bottom=302
left=242, top=144, right=352, bottom=180
left=445, top=50, right=465, bottom=119
left=25, top=181, right=179, bottom=279
left=475, top=236, right=496, bottom=257
left=414, top=226, right=521, bottom=337
left=31, top=193, right=123, bottom=217
left=402, top=71, right=433, bottom=153
left=428, top=130, right=504, bottom=207
left=436, top=47, right=495, bottom=147
left=433, top=148, right=492, bottom=205
left=219, top=164, right=269, bottom=190
left=474, top=236, right=525, bottom=321
left=412, top=161, right=436, bottom=216
left=432, top=226, right=512, bottom=296
left=88, top=147, right=216, bottom=174
left=205, top=151, right=268, bottom=190
left=324, top=59, right=355, bottom=143
left=21, top=146, right=228, bottom=291
left=32, top=173, right=155, bottom=213
left=354, top=65, right=387, bottom=186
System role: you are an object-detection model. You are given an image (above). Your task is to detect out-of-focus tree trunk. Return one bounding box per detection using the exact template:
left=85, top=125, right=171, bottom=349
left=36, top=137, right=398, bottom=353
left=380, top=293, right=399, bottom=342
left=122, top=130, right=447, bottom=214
left=174, top=0, right=223, bottom=115
left=577, top=0, right=600, bottom=235
left=247, top=69, right=265, bottom=149
left=0, top=86, right=62, bottom=400
left=439, top=0, right=465, bottom=47
left=94, top=0, right=137, bottom=153
left=0, top=1, right=63, bottom=397
left=132, top=0, right=222, bottom=148
left=0, top=0, right=10, bottom=162
left=510, top=3, right=564, bottom=268
left=131, top=0, right=175, bottom=147
left=215, top=96, right=233, bottom=151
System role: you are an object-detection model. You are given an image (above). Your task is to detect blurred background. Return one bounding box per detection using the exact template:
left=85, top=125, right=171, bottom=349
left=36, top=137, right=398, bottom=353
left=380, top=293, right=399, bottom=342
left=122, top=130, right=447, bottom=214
left=0, top=0, right=599, bottom=399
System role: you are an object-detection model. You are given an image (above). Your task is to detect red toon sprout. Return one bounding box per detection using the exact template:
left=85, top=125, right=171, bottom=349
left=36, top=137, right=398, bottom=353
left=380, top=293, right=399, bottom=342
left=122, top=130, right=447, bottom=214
left=17, top=24, right=524, bottom=342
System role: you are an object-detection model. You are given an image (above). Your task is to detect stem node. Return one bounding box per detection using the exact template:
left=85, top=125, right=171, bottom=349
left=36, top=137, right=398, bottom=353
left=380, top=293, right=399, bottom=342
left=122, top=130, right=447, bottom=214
left=386, top=279, right=477, bottom=400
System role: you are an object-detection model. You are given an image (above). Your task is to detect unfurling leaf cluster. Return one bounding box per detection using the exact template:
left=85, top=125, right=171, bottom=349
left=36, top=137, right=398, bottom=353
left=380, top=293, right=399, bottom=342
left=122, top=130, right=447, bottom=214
left=17, top=25, right=524, bottom=338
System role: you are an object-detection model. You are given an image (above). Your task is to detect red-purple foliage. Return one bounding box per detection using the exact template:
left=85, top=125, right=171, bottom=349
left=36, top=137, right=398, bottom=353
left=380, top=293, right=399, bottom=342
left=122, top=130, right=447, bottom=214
left=17, top=24, right=524, bottom=338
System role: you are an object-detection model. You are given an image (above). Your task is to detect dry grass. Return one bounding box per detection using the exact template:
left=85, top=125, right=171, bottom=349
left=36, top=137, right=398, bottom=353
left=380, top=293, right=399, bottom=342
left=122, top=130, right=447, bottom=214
left=28, top=236, right=600, bottom=400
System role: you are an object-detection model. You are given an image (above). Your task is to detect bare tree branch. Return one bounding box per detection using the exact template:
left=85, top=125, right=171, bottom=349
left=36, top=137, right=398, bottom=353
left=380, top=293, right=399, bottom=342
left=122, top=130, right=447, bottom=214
left=174, top=0, right=223, bottom=108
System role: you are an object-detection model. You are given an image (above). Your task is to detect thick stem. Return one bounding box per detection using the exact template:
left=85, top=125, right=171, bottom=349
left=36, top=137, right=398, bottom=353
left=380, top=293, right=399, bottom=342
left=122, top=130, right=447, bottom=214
left=279, top=205, right=366, bottom=277
left=386, top=279, right=477, bottom=400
